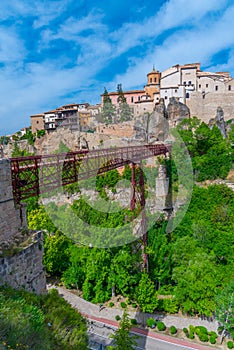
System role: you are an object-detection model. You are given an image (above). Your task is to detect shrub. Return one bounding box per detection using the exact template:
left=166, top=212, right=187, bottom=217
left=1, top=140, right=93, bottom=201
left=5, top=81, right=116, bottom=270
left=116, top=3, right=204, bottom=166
left=146, top=318, right=156, bottom=328
left=126, top=298, right=131, bottom=305
left=131, top=319, right=137, bottom=325
left=210, top=336, right=216, bottom=344
left=218, top=326, right=224, bottom=334
left=195, top=326, right=208, bottom=335
left=198, top=333, right=209, bottom=342
left=183, top=327, right=189, bottom=334
left=120, top=302, right=127, bottom=309
left=208, top=331, right=218, bottom=338
left=163, top=297, right=179, bottom=314
left=109, top=302, right=114, bottom=307
left=189, top=325, right=195, bottom=339
left=157, top=321, right=166, bottom=331
left=115, top=315, right=121, bottom=321
left=170, top=325, right=177, bottom=335
left=132, top=303, right=137, bottom=308
left=227, top=341, right=234, bottom=349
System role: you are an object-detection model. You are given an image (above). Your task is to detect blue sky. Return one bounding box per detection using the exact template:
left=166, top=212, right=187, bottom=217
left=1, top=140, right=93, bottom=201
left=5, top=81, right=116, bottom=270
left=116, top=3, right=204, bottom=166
left=1, top=0, right=234, bottom=135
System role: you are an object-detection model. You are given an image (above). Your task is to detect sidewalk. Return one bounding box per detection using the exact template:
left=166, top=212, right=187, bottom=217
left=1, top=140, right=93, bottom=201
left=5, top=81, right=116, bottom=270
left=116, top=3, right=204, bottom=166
left=48, top=284, right=219, bottom=332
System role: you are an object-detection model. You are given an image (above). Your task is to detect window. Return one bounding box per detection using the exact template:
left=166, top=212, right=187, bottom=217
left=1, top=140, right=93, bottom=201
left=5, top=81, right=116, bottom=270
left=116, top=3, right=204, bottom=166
left=188, top=81, right=191, bottom=85
left=36, top=121, right=39, bottom=124
left=154, top=78, right=157, bottom=82
left=186, top=92, right=190, bottom=98
left=215, top=85, right=218, bottom=91
left=175, top=89, right=177, bottom=93
left=150, top=78, right=152, bottom=83
left=131, top=96, right=134, bottom=103
left=183, top=81, right=186, bottom=85
left=138, top=96, right=140, bottom=101
left=229, top=85, right=232, bottom=91
left=165, top=96, right=168, bottom=99
left=206, top=84, right=208, bottom=88
left=199, top=84, right=201, bottom=88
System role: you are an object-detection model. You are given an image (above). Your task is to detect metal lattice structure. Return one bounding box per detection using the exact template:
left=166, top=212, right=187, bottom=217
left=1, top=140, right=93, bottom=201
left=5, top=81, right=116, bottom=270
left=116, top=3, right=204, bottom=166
left=10, top=143, right=170, bottom=271
left=10, top=144, right=170, bottom=204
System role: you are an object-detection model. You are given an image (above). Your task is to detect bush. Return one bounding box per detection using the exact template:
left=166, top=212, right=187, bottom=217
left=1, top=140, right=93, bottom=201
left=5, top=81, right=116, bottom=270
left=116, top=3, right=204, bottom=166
left=115, top=315, right=121, bottom=321
left=146, top=318, right=156, bottom=328
left=109, top=302, right=114, bottom=307
left=227, top=341, right=234, bottom=349
left=198, top=333, right=209, bottom=342
left=130, top=319, right=137, bottom=325
left=208, top=331, right=218, bottom=338
left=157, top=321, right=166, bottom=331
left=218, top=326, right=224, bottom=334
left=170, top=325, right=177, bottom=334
left=189, top=325, right=195, bottom=339
left=209, top=336, right=216, bottom=344
left=195, top=326, right=208, bottom=335
left=183, top=327, right=188, bottom=334
left=120, top=302, right=127, bottom=308
left=132, top=303, right=137, bottom=308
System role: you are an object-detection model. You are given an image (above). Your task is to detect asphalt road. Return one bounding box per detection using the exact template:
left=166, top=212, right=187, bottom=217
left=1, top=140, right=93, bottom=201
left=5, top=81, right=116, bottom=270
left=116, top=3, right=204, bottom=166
left=87, top=319, right=214, bottom=350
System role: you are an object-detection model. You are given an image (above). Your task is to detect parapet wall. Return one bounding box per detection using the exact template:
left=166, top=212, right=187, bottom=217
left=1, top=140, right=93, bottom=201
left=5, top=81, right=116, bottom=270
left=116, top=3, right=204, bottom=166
left=0, top=231, right=46, bottom=294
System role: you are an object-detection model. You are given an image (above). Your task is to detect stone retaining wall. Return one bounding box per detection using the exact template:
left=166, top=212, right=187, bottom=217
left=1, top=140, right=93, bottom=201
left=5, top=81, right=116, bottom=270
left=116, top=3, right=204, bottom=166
left=0, top=231, right=46, bottom=294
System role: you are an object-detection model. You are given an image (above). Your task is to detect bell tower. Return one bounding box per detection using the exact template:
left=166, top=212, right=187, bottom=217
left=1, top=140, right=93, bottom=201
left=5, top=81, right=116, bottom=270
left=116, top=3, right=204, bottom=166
left=144, top=66, right=161, bottom=99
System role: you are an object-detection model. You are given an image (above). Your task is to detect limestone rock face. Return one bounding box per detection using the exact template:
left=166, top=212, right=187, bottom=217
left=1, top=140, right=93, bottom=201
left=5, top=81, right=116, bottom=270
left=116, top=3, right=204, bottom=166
left=208, top=106, right=227, bottom=138
left=148, top=99, right=169, bottom=142
left=133, top=98, right=168, bottom=142
left=167, top=97, right=190, bottom=127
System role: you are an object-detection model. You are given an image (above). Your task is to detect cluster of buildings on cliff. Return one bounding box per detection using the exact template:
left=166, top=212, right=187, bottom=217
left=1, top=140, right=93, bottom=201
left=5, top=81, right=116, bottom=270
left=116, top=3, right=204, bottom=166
left=30, top=62, right=234, bottom=135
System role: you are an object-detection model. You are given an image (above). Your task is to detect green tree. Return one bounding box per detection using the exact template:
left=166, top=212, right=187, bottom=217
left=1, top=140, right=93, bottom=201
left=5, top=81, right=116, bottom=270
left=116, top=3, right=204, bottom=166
left=135, top=273, right=158, bottom=313
left=215, top=282, right=234, bottom=339
left=101, top=87, right=116, bottom=124
left=108, top=310, right=138, bottom=350
left=116, top=84, right=132, bottom=122
left=173, top=252, right=221, bottom=316
left=43, top=231, right=72, bottom=276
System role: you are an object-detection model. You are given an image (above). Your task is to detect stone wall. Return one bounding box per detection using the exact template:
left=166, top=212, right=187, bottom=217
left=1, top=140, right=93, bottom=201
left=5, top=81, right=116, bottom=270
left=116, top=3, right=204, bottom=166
left=0, top=231, right=46, bottom=294
left=0, top=159, right=27, bottom=249
left=187, top=91, right=234, bottom=122
left=0, top=158, right=46, bottom=294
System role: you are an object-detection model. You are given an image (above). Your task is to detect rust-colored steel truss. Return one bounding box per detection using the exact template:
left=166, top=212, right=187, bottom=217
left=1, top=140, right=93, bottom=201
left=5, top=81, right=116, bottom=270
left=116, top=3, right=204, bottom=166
left=10, top=143, right=170, bottom=271
left=10, top=144, right=169, bottom=204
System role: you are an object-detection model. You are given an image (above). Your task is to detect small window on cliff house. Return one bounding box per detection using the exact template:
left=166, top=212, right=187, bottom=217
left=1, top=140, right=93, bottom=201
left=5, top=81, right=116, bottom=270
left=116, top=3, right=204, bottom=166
left=206, top=84, right=209, bottom=88
left=188, top=81, right=191, bottom=85
left=215, top=85, right=218, bottom=91
left=175, top=89, right=177, bottom=93
left=131, top=96, right=134, bottom=103
left=183, top=81, right=186, bottom=85
left=154, top=78, right=157, bottom=82
left=138, top=96, right=140, bottom=101
left=229, top=85, right=232, bottom=91
left=165, top=96, right=168, bottom=99
left=186, top=92, right=190, bottom=98
left=199, top=84, right=201, bottom=88
left=150, top=78, right=152, bottom=83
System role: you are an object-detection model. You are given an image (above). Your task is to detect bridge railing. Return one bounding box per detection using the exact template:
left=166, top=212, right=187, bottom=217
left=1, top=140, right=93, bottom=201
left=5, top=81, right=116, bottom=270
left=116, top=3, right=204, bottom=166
left=10, top=144, right=170, bottom=204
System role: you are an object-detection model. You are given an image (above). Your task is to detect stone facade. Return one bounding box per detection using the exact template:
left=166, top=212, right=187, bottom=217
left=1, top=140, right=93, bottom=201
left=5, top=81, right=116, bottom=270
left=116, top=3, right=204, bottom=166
left=0, top=231, right=46, bottom=294
left=0, top=159, right=27, bottom=249
left=0, top=158, right=46, bottom=294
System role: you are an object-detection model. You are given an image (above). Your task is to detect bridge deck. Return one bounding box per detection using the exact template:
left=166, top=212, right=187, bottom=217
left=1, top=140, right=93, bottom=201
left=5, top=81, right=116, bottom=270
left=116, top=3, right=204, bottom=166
left=10, top=144, right=170, bottom=203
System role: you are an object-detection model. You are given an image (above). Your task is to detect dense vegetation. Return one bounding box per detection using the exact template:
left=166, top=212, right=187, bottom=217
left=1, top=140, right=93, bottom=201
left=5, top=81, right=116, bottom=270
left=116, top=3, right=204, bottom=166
left=24, top=118, right=234, bottom=342
left=0, top=286, right=88, bottom=350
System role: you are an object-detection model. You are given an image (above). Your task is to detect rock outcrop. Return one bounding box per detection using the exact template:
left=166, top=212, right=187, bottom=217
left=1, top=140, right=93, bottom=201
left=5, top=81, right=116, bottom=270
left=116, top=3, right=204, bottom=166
left=167, top=97, right=190, bottom=127
left=133, top=98, right=168, bottom=142
left=208, top=106, right=227, bottom=138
